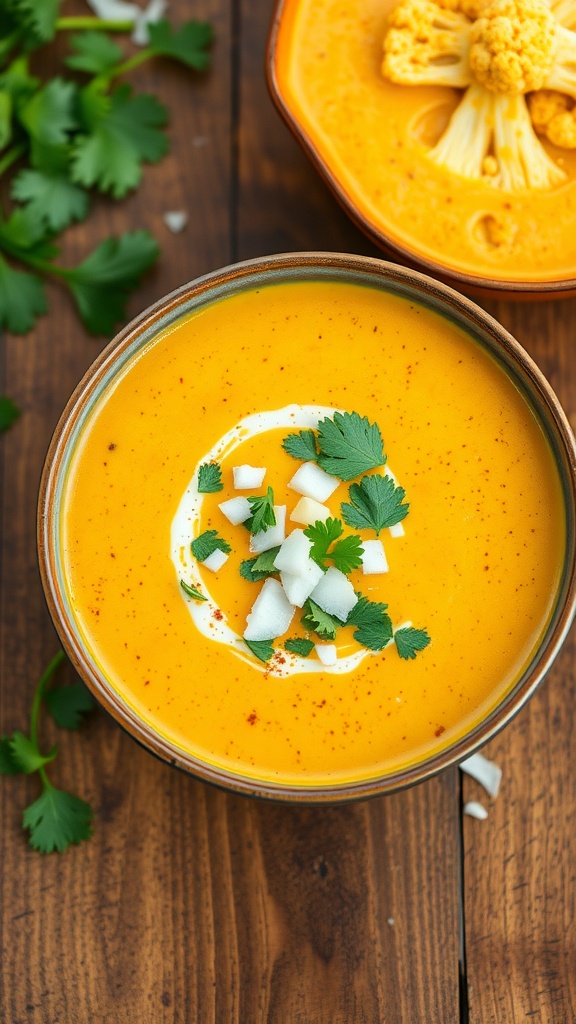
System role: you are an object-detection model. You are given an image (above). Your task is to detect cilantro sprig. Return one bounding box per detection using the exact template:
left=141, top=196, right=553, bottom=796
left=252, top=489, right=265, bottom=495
left=197, top=462, right=223, bottom=494
left=395, top=626, right=431, bottom=660
left=304, top=518, right=364, bottom=574
left=341, top=474, right=410, bottom=535
left=191, top=530, right=231, bottom=562
left=239, top=546, right=281, bottom=583
left=0, top=650, right=95, bottom=853
left=246, top=486, right=276, bottom=535
left=0, top=6, right=213, bottom=335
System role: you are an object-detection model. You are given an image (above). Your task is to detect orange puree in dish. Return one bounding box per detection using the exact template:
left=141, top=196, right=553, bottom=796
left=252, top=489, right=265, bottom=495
left=273, top=0, right=576, bottom=283
left=61, top=279, right=565, bottom=786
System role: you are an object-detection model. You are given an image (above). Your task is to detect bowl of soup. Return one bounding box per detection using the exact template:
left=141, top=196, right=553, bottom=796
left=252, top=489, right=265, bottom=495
left=38, top=252, right=576, bottom=800
left=267, top=0, right=576, bottom=297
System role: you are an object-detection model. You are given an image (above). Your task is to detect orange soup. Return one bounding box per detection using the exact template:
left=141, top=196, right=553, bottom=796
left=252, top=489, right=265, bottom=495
left=60, top=278, right=565, bottom=787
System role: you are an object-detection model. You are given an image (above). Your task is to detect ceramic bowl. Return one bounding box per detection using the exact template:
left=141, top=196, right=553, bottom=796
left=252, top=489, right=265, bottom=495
left=38, top=252, right=576, bottom=801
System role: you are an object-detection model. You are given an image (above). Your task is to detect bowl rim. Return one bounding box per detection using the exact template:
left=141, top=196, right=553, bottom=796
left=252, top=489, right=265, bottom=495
left=265, top=0, right=576, bottom=299
left=38, top=250, right=576, bottom=803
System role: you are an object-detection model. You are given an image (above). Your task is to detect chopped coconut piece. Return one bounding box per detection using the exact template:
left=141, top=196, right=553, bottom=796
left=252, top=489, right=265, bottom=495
left=464, top=801, right=489, bottom=820
left=280, top=561, right=324, bottom=607
left=289, top=496, right=331, bottom=525
left=361, top=539, right=388, bottom=575
left=233, top=465, right=266, bottom=490
left=273, top=529, right=313, bottom=575
left=86, top=0, right=139, bottom=19
left=249, top=506, right=286, bottom=554
left=163, top=210, right=188, bottom=234
left=202, top=549, right=229, bottom=573
left=315, top=644, right=337, bottom=666
left=460, top=752, right=502, bottom=798
left=218, top=496, right=251, bottom=525
left=132, top=0, right=167, bottom=44
left=288, top=461, right=340, bottom=503
left=243, top=578, right=295, bottom=641
left=310, top=566, right=358, bottom=621
left=389, top=522, right=405, bottom=539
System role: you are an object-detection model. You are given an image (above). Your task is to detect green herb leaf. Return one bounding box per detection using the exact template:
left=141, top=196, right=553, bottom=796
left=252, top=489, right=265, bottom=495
left=284, top=637, right=315, bottom=657
left=301, top=599, right=342, bottom=641
left=281, top=429, right=318, bottom=463
left=180, top=579, right=208, bottom=601
left=347, top=596, right=393, bottom=651
left=0, top=735, right=23, bottom=775
left=23, top=786, right=93, bottom=854
left=244, top=638, right=274, bottom=663
left=246, top=486, right=276, bottom=535
left=394, top=627, right=431, bottom=660
left=16, top=0, right=60, bottom=43
left=0, top=256, right=47, bottom=333
left=197, top=462, right=223, bottom=493
left=62, top=230, right=159, bottom=335
left=146, top=19, right=214, bottom=70
left=72, top=83, right=168, bottom=198
left=304, top=517, right=364, bottom=573
left=341, top=474, right=410, bottom=535
left=11, top=168, right=89, bottom=232
left=45, top=683, right=95, bottom=730
left=316, top=411, right=385, bottom=480
left=191, top=529, right=231, bottom=562
left=9, top=731, right=57, bottom=774
left=239, top=546, right=280, bottom=582
left=19, top=77, right=77, bottom=149
left=65, top=32, right=124, bottom=75
left=0, top=395, right=20, bottom=433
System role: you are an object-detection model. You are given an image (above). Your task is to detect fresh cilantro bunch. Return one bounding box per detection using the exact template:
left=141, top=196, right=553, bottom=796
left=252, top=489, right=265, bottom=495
left=0, top=0, right=213, bottom=336
left=0, top=650, right=96, bottom=853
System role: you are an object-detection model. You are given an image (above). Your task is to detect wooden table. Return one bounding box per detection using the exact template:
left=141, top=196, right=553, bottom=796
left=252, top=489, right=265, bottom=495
left=2, top=2, right=575, bottom=1020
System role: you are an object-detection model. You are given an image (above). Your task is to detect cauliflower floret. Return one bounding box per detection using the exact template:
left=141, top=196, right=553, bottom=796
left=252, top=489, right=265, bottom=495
left=543, top=23, right=576, bottom=97
left=383, top=0, right=473, bottom=87
left=550, top=0, right=576, bottom=30
left=469, top=0, right=557, bottom=93
left=528, top=89, right=576, bottom=147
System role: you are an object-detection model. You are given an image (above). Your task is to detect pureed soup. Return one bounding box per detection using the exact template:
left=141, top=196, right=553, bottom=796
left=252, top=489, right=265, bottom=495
left=60, top=276, right=565, bottom=789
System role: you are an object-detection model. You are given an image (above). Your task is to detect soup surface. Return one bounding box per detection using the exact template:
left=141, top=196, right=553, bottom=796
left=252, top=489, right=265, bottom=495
left=273, top=0, right=576, bottom=284
left=61, top=279, right=565, bottom=786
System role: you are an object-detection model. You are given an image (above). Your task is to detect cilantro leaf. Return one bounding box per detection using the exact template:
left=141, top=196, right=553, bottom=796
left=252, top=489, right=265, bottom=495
left=11, top=168, right=89, bottom=232
left=316, top=411, right=385, bottom=480
left=197, top=462, right=223, bottom=493
left=282, top=429, right=318, bottom=463
left=0, top=256, right=47, bottom=333
left=341, top=474, right=410, bottom=535
left=246, top=486, right=276, bottom=535
left=19, top=77, right=77, bottom=148
left=16, top=0, right=60, bottom=43
left=8, top=731, right=57, bottom=774
left=395, top=627, right=431, bottom=660
left=191, top=529, right=231, bottom=562
left=45, top=683, right=95, bottom=730
left=0, top=395, right=20, bottom=433
left=61, top=230, right=159, bottom=335
left=72, top=83, right=168, bottom=198
left=239, top=546, right=280, bottom=582
left=65, top=32, right=124, bottom=75
left=304, top=518, right=364, bottom=573
left=0, top=735, right=22, bottom=775
left=180, top=579, right=208, bottom=601
left=301, top=599, right=342, bottom=640
left=347, top=596, right=393, bottom=651
left=284, top=637, right=315, bottom=657
left=23, top=786, right=93, bottom=854
left=147, top=19, right=214, bottom=70
left=0, top=90, right=12, bottom=149
left=244, top=638, right=274, bottom=663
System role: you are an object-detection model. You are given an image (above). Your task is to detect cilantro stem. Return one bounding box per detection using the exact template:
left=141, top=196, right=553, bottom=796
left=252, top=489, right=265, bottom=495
left=0, top=143, right=26, bottom=179
left=98, top=49, right=154, bottom=81
left=56, top=17, right=134, bottom=32
left=30, top=650, right=66, bottom=755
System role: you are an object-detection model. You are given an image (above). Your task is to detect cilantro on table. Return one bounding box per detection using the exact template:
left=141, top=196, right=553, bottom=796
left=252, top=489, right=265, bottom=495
left=246, top=486, right=276, bottom=535
left=284, top=637, right=315, bottom=657
left=197, top=462, right=223, bottom=494
left=0, top=5, right=213, bottom=336
left=0, top=394, right=20, bottom=432
left=0, top=650, right=95, bottom=853
left=394, top=626, right=431, bottom=660
left=244, top=638, right=274, bottom=664
left=191, top=530, right=231, bottom=563
left=304, top=518, right=364, bottom=574
left=180, top=579, right=207, bottom=602
left=239, top=546, right=281, bottom=583
left=341, top=474, right=410, bottom=535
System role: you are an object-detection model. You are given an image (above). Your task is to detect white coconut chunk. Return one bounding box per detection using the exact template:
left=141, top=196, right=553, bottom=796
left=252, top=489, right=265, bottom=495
left=361, top=539, right=388, bottom=575
left=249, top=506, right=286, bottom=554
left=315, top=644, right=337, bottom=666
left=280, top=561, right=324, bottom=607
left=163, top=210, right=188, bottom=234
left=132, top=0, right=167, bottom=44
left=273, top=529, right=313, bottom=575
left=218, top=496, right=251, bottom=525
left=460, top=752, right=502, bottom=798
left=202, top=549, right=229, bottom=572
left=233, top=465, right=266, bottom=490
left=464, top=801, right=489, bottom=820
left=310, top=566, right=358, bottom=621
left=243, top=578, right=295, bottom=641
left=289, top=496, right=331, bottom=526
left=288, top=462, right=340, bottom=503
left=389, top=522, right=405, bottom=539
left=86, top=0, right=139, bottom=19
